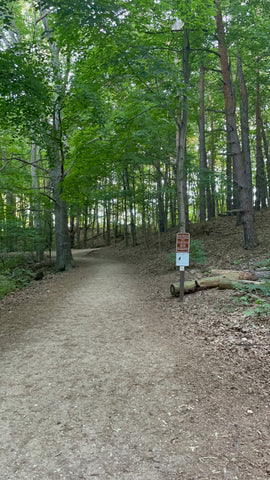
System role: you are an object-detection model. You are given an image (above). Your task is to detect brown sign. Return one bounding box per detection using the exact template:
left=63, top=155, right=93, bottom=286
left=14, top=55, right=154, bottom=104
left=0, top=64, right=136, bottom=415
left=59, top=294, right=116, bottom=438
left=176, top=233, right=190, bottom=253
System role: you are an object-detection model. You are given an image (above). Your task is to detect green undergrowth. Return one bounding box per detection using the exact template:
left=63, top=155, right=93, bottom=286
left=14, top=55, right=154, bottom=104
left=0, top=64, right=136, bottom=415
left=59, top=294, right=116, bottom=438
left=0, top=254, right=54, bottom=299
left=166, top=239, right=207, bottom=267
left=235, top=280, right=270, bottom=319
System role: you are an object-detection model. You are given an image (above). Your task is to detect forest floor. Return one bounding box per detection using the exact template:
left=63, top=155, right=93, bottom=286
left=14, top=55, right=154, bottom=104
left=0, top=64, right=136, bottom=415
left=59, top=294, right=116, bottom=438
left=1, top=210, right=270, bottom=479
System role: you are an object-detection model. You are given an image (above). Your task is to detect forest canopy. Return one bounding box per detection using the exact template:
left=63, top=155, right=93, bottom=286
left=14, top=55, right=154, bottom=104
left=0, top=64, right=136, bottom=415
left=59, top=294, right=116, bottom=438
left=1, top=0, right=269, bottom=269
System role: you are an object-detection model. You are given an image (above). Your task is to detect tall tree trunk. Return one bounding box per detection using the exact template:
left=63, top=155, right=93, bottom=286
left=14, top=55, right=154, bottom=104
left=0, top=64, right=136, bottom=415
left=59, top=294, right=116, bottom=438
left=69, top=216, right=79, bottom=249
left=131, top=175, right=137, bottom=246
left=83, top=206, right=88, bottom=248
left=214, top=0, right=258, bottom=249
left=164, top=160, right=169, bottom=232
left=156, top=161, right=166, bottom=233
left=5, top=192, right=16, bottom=252
left=31, top=143, right=44, bottom=261
left=169, top=164, right=177, bottom=227
left=261, top=122, right=270, bottom=202
left=125, top=171, right=136, bottom=246
left=199, top=63, right=211, bottom=222
left=40, top=4, right=73, bottom=270
left=226, top=121, right=233, bottom=214
left=140, top=169, right=147, bottom=241
left=105, top=203, right=111, bottom=246
left=209, top=94, right=216, bottom=218
left=237, top=51, right=253, bottom=205
left=176, top=28, right=190, bottom=233
left=255, top=80, right=268, bottom=210
left=123, top=169, right=129, bottom=247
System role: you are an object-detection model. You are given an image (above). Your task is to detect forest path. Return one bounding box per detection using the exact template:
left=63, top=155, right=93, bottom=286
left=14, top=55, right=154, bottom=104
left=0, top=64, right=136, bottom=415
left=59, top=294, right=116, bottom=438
left=0, top=249, right=269, bottom=479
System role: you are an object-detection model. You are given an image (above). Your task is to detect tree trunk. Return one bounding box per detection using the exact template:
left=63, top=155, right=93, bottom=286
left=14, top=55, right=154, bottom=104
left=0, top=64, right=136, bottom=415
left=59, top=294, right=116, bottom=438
left=237, top=51, right=253, bottom=205
left=199, top=64, right=207, bottom=221
left=214, top=0, right=258, bottom=249
left=40, top=4, right=73, bottom=270
left=209, top=93, right=216, bottom=218
left=226, top=121, right=233, bottom=214
left=54, top=194, right=72, bottom=270
left=255, top=80, right=268, bottom=210
left=31, top=143, right=44, bottom=262
left=169, top=165, right=177, bottom=227
left=139, top=168, right=147, bottom=243
left=5, top=191, right=17, bottom=252
left=261, top=123, right=270, bottom=203
left=164, top=160, right=169, bottom=232
left=156, top=161, right=166, bottom=233
left=176, top=28, right=190, bottom=233
left=69, top=216, right=79, bottom=249
left=50, top=165, right=73, bottom=270
left=83, top=206, right=88, bottom=248
left=123, top=170, right=129, bottom=247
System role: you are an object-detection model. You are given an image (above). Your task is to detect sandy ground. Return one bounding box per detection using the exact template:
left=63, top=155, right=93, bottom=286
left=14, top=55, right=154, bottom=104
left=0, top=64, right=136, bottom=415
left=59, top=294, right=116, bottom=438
left=1, top=248, right=270, bottom=480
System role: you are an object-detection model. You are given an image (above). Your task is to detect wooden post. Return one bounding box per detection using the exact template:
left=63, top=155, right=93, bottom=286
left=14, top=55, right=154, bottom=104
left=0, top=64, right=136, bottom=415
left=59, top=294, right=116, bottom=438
left=176, top=233, right=190, bottom=302
left=179, top=267, right=185, bottom=302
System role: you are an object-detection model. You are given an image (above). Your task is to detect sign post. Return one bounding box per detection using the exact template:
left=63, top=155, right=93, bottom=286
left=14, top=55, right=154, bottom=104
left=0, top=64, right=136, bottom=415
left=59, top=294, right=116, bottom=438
left=176, top=233, right=190, bottom=302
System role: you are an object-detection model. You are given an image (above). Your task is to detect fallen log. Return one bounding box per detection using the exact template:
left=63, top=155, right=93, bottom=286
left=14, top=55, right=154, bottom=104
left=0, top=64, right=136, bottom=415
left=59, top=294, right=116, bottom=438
left=254, top=270, right=270, bottom=279
left=170, top=276, right=264, bottom=297
left=197, top=276, right=222, bottom=289
left=211, top=269, right=258, bottom=281
left=218, top=278, right=263, bottom=290
left=170, top=280, right=198, bottom=296
left=170, top=276, right=222, bottom=297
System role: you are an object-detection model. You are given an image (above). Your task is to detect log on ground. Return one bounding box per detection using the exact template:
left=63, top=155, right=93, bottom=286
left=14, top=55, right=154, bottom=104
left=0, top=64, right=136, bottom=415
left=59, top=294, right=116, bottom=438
left=218, top=277, right=263, bottom=290
left=170, top=276, right=264, bottom=296
left=170, top=280, right=198, bottom=296
left=211, top=269, right=258, bottom=280
left=170, top=277, right=220, bottom=296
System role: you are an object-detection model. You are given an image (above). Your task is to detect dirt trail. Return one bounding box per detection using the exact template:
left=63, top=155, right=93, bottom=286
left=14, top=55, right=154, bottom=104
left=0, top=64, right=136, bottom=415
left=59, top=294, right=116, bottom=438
left=0, top=249, right=270, bottom=479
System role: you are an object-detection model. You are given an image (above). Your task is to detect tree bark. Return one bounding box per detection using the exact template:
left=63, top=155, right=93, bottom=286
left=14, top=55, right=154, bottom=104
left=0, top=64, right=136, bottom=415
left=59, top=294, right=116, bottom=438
left=176, top=28, right=190, bottom=233
left=199, top=64, right=207, bottom=221
left=123, top=169, right=129, bottom=247
left=31, top=143, right=44, bottom=261
left=156, top=160, right=166, bottom=233
left=262, top=121, right=270, bottom=206
left=261, top=123, right=270, bottom=202
left=208, top=93, right=216, bottom=218
left=255, top=79, right=268, bottom=210
left=237, top=51, right=253, bottom=205
left=40, top=4, right=73, bottom=270
left=214, top=0, right=258, bottom=249
left=226, top=121, right=233, bottom=214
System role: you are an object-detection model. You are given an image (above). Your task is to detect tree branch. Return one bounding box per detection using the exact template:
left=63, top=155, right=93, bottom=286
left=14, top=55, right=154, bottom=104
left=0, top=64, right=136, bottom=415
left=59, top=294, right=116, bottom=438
left=35, top=9, right=56, bottom=25
left=63, top=162, right=74, bottom=178
left=7, top=155, right=49, bottom=173
left=0, top=158, right=8, bottom=173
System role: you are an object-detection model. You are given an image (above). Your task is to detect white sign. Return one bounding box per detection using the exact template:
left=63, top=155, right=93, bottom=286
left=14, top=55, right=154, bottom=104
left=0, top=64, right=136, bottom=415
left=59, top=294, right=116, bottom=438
left=176, top=252, right=189, bottom=267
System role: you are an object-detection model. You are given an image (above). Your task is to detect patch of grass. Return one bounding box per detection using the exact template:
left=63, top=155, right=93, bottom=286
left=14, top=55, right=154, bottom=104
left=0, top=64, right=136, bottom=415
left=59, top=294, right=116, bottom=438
left=0, top=277, right=16, bottom=299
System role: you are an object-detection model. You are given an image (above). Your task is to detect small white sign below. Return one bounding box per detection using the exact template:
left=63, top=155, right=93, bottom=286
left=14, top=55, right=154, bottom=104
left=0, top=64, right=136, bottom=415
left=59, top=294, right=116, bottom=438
left=176, top=252, right=189, bottom=267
